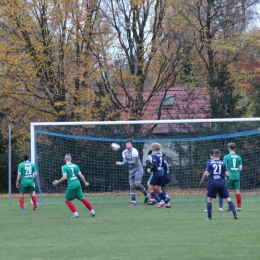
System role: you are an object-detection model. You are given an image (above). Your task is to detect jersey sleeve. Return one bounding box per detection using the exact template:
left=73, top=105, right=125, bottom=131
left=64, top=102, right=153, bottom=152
left=239, top=156, right=243, bottom=166
left=223, top=163, right=228, bottom=172
left=122, top=150, right=126, bottom=159
left=205, top=161, right=211, bottom=172
left=62, top=166, right=67, bottom=175
left=32, top=163, right=37, bottom=174
left=205, top=161, right=208, bottom=170
left=131, top=148, right=139, bottom=158
left=152, top=155, right=158, bottom=168
left=163, top=159, right=169, bottom=174
left=17, top=163, right=22, bottom=174
left=238, top=156, right=243, bottom=170
left=76, top=165, right=81, bottom=175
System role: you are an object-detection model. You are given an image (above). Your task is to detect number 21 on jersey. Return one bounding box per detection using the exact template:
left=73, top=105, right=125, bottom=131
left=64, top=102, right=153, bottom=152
left=213, top=163, right=221, bottom=179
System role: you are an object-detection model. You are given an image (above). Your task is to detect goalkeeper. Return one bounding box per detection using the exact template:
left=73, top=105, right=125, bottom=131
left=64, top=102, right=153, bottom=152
left=116, top=139, right=149, bottom=206
left=52, top=154, right=95, bottom=218
left=223, top=143, right=243, bottom=211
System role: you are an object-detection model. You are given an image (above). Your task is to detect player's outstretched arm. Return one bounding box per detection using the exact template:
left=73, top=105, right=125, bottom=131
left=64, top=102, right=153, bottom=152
left=116, top=160, right=131, bottom=165
left=116, top=161, right=124, bottom=165
left=52, top=175, right=67, bottom=186
left=78, top=173, right=90, bottom=187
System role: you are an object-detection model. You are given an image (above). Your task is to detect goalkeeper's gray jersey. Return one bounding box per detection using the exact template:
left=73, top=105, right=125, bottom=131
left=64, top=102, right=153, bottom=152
left=122, top=148, right=143, bottom=174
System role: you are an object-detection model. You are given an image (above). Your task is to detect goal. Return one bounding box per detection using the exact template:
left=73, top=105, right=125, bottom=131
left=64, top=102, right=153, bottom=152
left=31, top=118, right=260, bottom=204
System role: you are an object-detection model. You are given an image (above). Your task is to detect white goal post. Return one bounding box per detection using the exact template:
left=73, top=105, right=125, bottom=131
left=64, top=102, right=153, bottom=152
left=30, top=118, right=260, bottom=204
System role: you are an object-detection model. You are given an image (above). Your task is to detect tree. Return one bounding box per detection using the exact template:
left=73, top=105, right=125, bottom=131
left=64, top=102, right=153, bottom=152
left=235, top=27, right=260, bottom=117
left=0, top=1, right=105, bottom=124
left=0, top=110, right=20, bottom=193
left=212, top=64, right=247, bottom=118
left=177, top=0, right=258, bottom=117
left=94, top=0, right=184, bottom=123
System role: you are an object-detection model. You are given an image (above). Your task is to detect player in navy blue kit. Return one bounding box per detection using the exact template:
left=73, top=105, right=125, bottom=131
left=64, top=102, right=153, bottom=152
left=161, top=152, right=172, bottom=201
left=200, top=149, right=238, bottom=220
left=146, top=151, right=172, bottom=205
left=147, top=143, right=171, bottom=208
left=203, top=149, right=224, bottom=213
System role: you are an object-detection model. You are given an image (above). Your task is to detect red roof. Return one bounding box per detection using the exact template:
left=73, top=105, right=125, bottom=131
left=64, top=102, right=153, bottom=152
left=119, top=87, right=211, bottom=133
left=142, top=87, right=210, bottom=120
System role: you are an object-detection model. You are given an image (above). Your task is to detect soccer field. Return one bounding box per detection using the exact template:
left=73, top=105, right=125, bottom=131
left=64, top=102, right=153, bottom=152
left=0, top=194, right=259, bottom=260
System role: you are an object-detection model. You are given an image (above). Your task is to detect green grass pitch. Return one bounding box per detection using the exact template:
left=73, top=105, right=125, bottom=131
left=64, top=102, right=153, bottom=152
left=0, top=194, right=259, bottom=260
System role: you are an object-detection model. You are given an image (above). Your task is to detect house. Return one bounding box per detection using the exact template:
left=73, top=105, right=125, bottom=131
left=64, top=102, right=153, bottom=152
left=140, top=87, right=211, bottom=165
left=142, top=87, right=210, bottom=120
left=139, top=87, right=211, bottom=133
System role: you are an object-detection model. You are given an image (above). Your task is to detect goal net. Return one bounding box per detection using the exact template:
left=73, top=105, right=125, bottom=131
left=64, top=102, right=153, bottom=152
left=31, top=119, right=260, bottom=204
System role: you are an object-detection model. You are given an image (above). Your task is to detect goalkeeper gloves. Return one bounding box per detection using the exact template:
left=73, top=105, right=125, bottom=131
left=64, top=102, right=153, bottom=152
left=124, top=160, right=131, bottom=165
left=116, top=161, right=131, bottom=166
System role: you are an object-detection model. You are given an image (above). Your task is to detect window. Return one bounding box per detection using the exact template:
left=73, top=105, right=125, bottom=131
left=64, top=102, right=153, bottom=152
left=162, top=94, right=175, bottom=109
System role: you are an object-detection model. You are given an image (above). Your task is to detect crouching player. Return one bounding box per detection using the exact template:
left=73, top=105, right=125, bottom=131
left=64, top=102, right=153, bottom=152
left=200, top=149, right=238, bottom=220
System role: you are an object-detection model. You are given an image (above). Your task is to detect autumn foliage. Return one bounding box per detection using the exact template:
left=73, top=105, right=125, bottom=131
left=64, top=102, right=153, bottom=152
left=0, top=0, right=259, bottom=147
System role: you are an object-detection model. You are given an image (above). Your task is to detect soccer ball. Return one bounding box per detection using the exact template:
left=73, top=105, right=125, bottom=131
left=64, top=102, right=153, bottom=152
left=111, top=143, right=120, bottom=151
